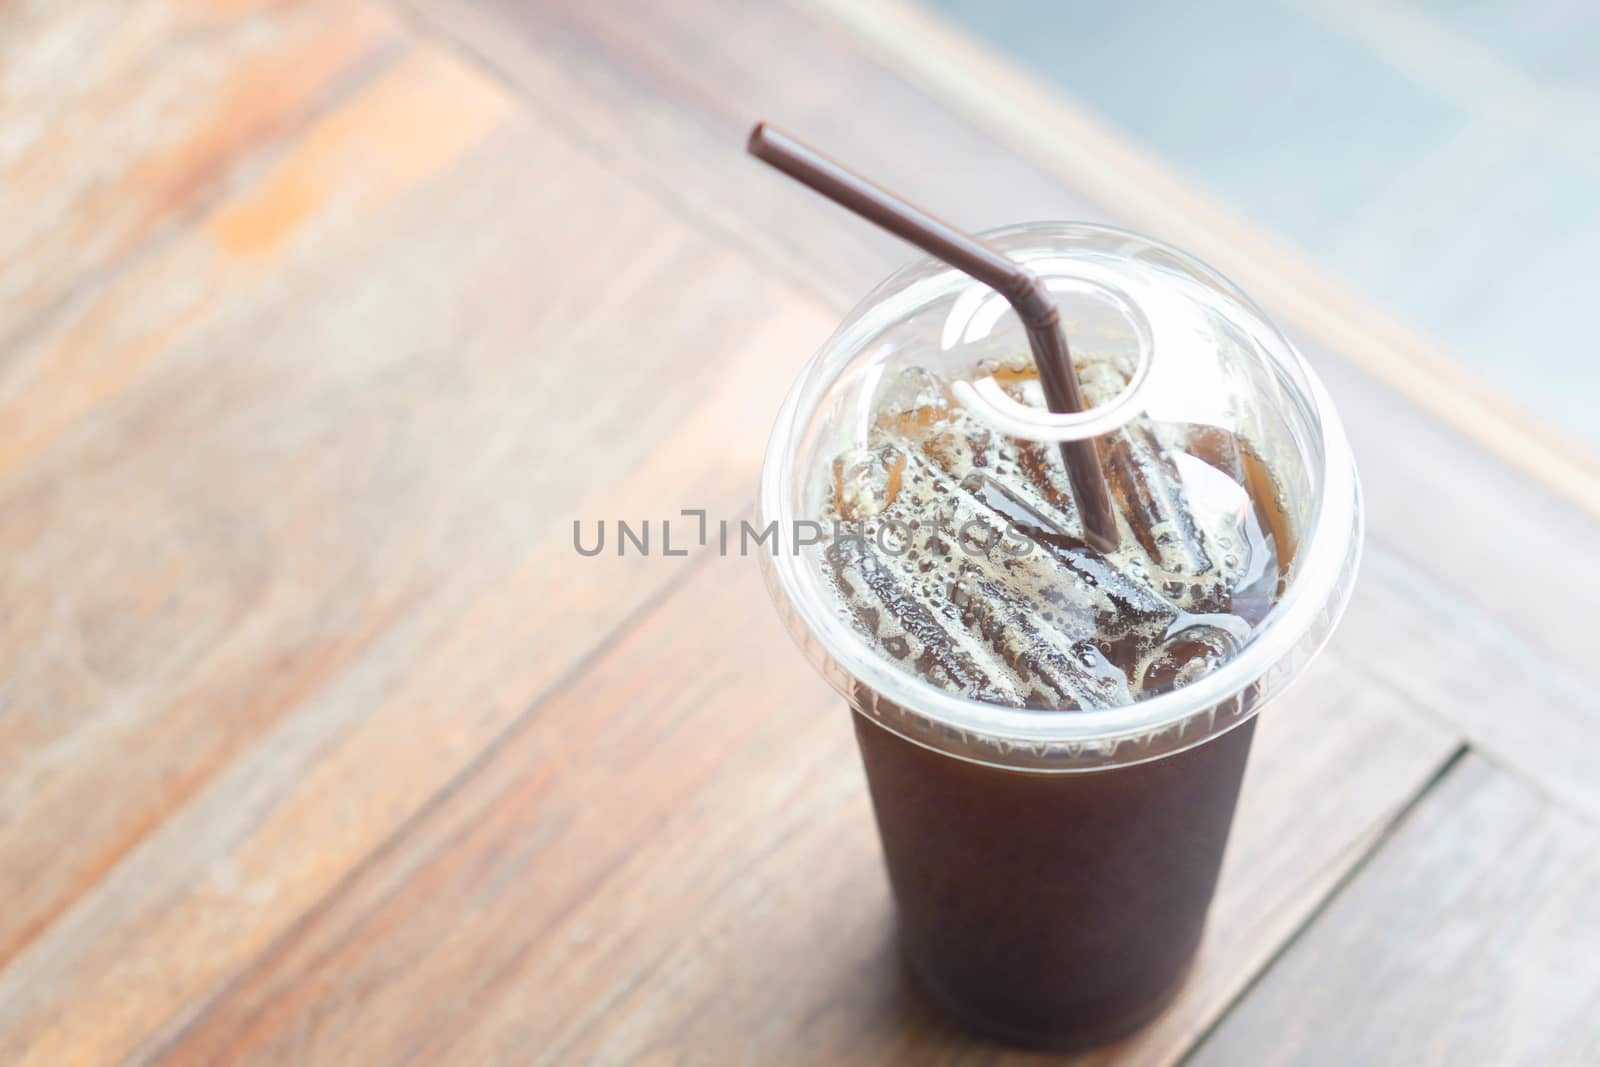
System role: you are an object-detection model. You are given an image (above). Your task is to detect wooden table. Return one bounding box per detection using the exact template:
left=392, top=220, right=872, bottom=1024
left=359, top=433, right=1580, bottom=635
left=4, top=2, right=1598, bottom=1064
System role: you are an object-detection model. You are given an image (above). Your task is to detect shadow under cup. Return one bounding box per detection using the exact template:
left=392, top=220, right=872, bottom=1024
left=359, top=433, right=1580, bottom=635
left=759, top=223, right=1362, bottom=1049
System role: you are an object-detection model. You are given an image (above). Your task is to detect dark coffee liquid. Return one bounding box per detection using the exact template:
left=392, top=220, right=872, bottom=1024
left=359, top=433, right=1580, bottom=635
left=816, top=362, right=1293, bottom=1046
left=854, top=711, right=1256, bottom=1048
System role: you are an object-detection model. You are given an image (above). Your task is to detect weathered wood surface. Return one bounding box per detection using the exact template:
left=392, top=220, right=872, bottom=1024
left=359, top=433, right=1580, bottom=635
left=1188, top=755, right=1600, bottom=1067
left=0, top=0, right=1593, bottom=1064
left=2, top=3, right=825, bottom=1062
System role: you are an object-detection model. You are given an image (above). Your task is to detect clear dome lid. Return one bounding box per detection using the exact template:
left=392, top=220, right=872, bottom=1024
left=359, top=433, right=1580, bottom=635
left=759, top=223, right=1362, bottom=770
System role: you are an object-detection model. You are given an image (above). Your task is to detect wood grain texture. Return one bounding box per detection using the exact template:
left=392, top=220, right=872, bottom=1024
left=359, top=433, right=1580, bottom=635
left=0, top=0, right=1589, bottom=1065
left=0, top=11, right=831, bottom=1064
left=405, top=0, right=1600, bottom=814
left=139, top=552, right=1456, bottom=1067
left=1338, top=547, right=1600, bottom=819
left=0, top=0, right=402, bottom=348
left=0, top=34, right=517, bottom=967
left=1187, top=754, right=1600, bottom=1067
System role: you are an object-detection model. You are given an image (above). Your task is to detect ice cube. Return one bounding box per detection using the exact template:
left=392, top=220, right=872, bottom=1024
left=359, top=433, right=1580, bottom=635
left=833, top=444, right=906, bottom=521
left=1137, top=616, right=1245, bottom=695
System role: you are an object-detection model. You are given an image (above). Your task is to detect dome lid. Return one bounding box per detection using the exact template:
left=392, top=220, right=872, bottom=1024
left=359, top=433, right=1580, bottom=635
left=760, top=222, right=1362, bottom=769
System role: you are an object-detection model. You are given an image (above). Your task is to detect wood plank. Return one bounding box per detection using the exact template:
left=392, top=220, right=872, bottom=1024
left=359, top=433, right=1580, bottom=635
left=139, top=550, right=1457, bottom=1067
left=1187, top=754, right=1600, bottom=1067
left=0, top=16, right=475, bottom=484
left=406, top=0, right=1600, bottom=814
left=0, top=30, right=834, bottom=1067
left=0, top=0, right=401, bottom=350
left=1338, top=546, right=1600, bottom=820
left=0, top=40, right=517, bottom=967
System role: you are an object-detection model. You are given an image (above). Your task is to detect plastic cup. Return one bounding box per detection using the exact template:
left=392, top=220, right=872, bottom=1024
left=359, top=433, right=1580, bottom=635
left=758, top=223, right=1362, bottom=1049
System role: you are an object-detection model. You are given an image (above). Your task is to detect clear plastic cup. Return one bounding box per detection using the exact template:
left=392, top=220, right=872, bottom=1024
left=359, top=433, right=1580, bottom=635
left=758, top=223, right=1362, bottom=1048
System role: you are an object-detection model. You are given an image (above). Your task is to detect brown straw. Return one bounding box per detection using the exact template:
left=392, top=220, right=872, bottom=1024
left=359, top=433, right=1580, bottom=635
left=747, top=122, right=1119, bottom=553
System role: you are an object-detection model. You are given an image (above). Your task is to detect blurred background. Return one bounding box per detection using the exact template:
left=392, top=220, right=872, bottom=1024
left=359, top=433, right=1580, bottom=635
left=931, top=0, right=1600, bottom=442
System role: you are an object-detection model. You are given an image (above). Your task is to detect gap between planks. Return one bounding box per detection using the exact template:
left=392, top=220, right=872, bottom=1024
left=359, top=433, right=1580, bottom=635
left=1172, top=742, right=1471, bottom=1067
